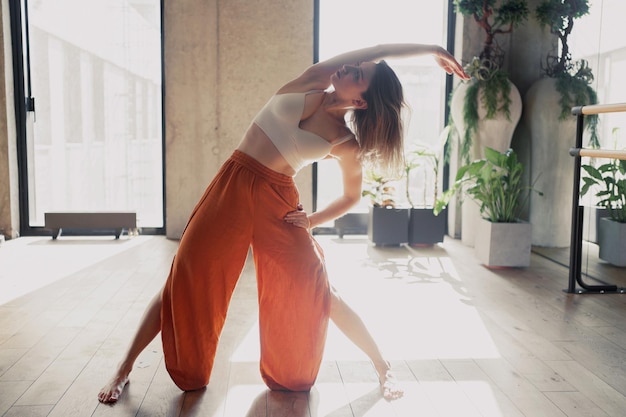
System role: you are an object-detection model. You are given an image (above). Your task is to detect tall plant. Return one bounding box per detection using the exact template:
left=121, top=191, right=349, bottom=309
left=404, top=147, right=439, bottom=208
left=453, top=0, right=529, bottom=158
left=535, top=0, right=599, bottom=146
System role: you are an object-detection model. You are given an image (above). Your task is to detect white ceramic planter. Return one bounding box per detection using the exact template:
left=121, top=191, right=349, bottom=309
left=450, top=79, right=522, bottom=160
left=524, top=77, right=576, bottom=247
left=598, top=218, right=626, bottom=267
left=474, top=218, right=532, bottom=267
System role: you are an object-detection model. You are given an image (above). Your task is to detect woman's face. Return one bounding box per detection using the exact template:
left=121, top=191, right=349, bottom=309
left=330, top=61, right=377, bottom=103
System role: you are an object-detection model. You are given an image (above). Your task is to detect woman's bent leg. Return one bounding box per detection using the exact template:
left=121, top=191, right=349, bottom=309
left=254, top=234, right=330, bottom=391
left=329, top=289, right=403, bottom=400
left=161, top=154, right=255, bottom=391
left=98, top=290, right=163, bottom=403
left=248, top=165, right=330, bottom=391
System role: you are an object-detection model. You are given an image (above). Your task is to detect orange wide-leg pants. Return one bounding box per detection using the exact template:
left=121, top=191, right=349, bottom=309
left=161, top=150, right=331, bottom=392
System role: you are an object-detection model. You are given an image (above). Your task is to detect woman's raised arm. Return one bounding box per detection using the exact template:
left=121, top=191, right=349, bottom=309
left=290, top=44, right=469, bottom=91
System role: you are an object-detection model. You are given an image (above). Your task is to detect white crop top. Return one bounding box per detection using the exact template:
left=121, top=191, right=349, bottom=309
left=253, top=91, right=354, bottom=171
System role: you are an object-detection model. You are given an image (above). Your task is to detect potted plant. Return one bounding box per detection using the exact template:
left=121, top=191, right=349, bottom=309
left=448, top=0, right=529, bottom=247
left=405, top=143, right=446, bottom=246
left=524, top=0, right=598, bottom=247
left=435, top=147, right=542, bottom=267
left=449, top=0, right=529, bottom=162
left=361, top=170, right=408, bottom=246
left=581, top=155, right=626, bottom=267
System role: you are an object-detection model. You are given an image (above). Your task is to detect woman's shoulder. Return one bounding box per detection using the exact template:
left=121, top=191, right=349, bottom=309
left=276, top=67, right=331, bottom=95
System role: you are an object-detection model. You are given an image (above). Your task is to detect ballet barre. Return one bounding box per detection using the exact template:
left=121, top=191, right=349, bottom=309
left=569, top=148, right=626, bottom=159
left=571, top=102, right=626, bottom=116
left=567, top=102, right=626, bottom=294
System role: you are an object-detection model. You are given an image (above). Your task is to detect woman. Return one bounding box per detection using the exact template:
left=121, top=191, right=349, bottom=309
left=98, top=43, right=469, bottom=404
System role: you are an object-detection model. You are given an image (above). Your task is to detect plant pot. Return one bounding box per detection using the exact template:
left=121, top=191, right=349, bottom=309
left=583, top=206, right=610, bottom=244
left=597, top=218, right=626, bottom=267
left=408, top=207, right=446, bottom=246
left=525, top=77, right=576, bottom=247
left=368, top=206, right=409, bottom=246
left=334, top=212, right=368, bottom=238
left=449, top=79, right=522, bottom=160
left=474, top=218, right=532, bottom=267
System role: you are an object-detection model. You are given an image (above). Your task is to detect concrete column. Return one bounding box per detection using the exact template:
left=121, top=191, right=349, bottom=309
left=0, top=0, right=19, bottom=239
left=163, top=0, right=314, bottom=239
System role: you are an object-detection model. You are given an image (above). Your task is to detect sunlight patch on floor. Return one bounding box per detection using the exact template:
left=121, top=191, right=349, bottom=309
left=0, top=235, right=153, bottom=305
left=222, top=384, right=268, bottom=417
left=319, top=236, right=501, bottom=361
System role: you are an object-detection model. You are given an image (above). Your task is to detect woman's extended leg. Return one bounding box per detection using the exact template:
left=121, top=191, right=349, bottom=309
left=97, top=290, right=163, bottom=403
left=329, top=289, right=403, bottom=400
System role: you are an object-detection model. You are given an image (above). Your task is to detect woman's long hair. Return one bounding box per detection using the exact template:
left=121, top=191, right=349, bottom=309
left=351, top=60, right=406, bottom=177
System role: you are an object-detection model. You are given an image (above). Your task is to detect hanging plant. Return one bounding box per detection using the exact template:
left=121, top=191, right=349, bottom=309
left=452, top=0, right=529, bottom=159
left=535, top=0, right=599, bottom=147
left=459, top=58, right=513, bottom=158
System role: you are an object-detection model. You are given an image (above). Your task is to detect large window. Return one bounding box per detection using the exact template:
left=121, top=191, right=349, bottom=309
left=15, top=0, right=163, bottom=230
left=316, top=0, right=451, bottom=221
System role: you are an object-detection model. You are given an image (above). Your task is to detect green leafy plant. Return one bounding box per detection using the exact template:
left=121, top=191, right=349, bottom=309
left=452, top=0, right=529, bottom=159
left=434, top=147, right=542, bottom=222
left=535, top=0, right=599, bottom=147
left=361, top=170, right=399, bottom=208
left=580, top=129, right=626, bottom=223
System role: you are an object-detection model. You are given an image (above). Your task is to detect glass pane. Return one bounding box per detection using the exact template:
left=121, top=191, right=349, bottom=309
left=26, top=0, right=163, bottom=228
left=317, top=1, right=449, bottom=222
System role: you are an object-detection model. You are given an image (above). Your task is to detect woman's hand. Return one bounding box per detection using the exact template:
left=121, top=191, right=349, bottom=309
left=284, top=203, right=311, bottom=230
left=433, top=48, right=470, bottom=80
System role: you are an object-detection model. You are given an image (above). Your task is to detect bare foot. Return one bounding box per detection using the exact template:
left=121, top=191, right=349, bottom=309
left=375, top=362, right=404, bottom=401
left=379, top=369, right=404, bottom=400
left=98, top=371, right=130, bottom=403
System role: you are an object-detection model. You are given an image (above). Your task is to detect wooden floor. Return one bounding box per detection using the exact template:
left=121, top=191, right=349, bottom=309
left=0, top=233, right=625, bottom=417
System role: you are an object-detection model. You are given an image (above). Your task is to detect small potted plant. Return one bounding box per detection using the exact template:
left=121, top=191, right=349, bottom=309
left=435, top=147, right=542, bottom=267
left=405, top=144, right=446, bottom=246
left=361, top=170, right=408, bottom=246
left=581, top=155, right=626, bottom=267
left=449, top=0, right=529, bottom=247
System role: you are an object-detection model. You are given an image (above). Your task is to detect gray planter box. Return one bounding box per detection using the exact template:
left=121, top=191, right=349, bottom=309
left=408, top=207, right=446, bottom=245
left=368, top=206, right=409, bottom=246
left=474, top=218, right=531, bottom=267
left=583, top=206, right=610, bottom=244
left=598, top=218, right=626, bottom=267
